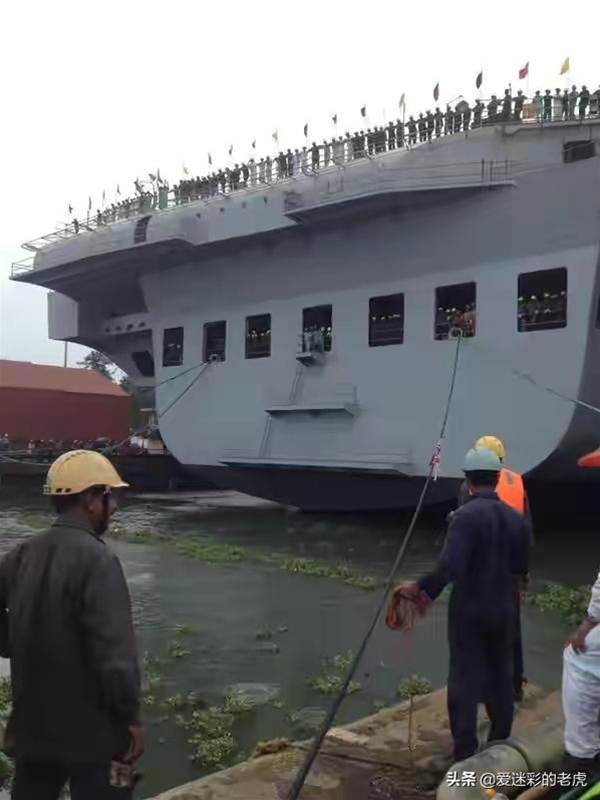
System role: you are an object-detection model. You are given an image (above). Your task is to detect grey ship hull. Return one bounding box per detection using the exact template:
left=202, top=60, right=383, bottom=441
left=13, top=118, right=600, bottom=511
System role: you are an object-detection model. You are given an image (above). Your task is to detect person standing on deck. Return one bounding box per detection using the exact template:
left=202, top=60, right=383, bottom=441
left=569, top=85, right=579, bottom=120
left=458, top=435, right=532, bottom=702
left=543, top=89, right=553, bottom=121
left=391, top=447, right=530, bottom=762
left=0, top=450, right=143, bottom=799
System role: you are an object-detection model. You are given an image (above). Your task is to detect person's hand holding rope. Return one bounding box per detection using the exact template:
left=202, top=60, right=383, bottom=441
left=386, top=581, right=432, bottom=633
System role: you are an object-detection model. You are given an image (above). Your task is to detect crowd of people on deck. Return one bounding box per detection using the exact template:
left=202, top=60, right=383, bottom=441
left=71, top=83, right=600, bottom=233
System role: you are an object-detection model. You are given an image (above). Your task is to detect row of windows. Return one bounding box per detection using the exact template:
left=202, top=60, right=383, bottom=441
left=159, top=267, right=571, bottom=368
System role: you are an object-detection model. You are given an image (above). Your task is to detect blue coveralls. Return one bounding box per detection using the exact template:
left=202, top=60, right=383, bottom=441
left=418, top=490, right=531, bottom=761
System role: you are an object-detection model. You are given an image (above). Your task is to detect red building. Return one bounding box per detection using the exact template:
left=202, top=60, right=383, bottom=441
left=0, top=360, right=131, bottom=443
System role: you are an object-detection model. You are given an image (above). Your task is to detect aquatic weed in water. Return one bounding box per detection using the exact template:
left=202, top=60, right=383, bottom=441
left=309, top=650, right=361, bottom=695
left=528, top=581, right=591, bottom=625
left=167, top=640, right=192, bottom=660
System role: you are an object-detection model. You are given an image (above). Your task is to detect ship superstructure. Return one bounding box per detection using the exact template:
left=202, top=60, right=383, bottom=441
left=12, top=111, right=600, bottom=510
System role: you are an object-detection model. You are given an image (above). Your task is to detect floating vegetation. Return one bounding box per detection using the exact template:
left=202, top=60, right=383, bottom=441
left=167, top=640, right=192, bottom=660
left=251, top=738, right=290, bottom=758
left=280, top=558, right=378, bottom=591
left=175, top=539, right=247, bottom=564
left=373, top=699, right=387, bottom=712
left=119, top=525, right=379, bottom=592
left=270, top=699, right=285, bottom=710
left=164, top=692, right=201, bottom=711
left=0, top=678, right=14, bottom=786
left=0, top=676, right=11, bottom=718
left=528, top=582, right=591, bottom=625
left=186, top=707, right=237, bottom=767
left=396, top=675, right=433, bottom=701
left=309, top=650, right=361, bottom=695
left=173, top=624, right=195, bottom=635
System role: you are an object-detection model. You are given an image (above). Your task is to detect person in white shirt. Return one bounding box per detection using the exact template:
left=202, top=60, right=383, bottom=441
left=562, top=568, right=600, bottom=767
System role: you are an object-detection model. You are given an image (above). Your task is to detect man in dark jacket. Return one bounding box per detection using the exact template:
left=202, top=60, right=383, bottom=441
left=0, top=449, right=143, bottom=799
left=457, top=435, right=533, bottom=703
left=396, top=447, right=530, bottom=762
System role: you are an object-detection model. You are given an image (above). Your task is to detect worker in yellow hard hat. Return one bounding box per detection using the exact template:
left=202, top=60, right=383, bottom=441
left=458, top=435, right=532, bottom=704
left=0, top=450, right=144, bottom=798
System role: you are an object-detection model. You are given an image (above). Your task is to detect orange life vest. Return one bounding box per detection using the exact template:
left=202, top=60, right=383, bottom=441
left=496, top=467, right=525, bottom=515
left=467, top=467, right=525, bottom=515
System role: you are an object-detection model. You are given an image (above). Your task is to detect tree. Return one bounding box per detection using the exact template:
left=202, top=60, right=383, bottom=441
left=78, top=350, right=115, bottom=381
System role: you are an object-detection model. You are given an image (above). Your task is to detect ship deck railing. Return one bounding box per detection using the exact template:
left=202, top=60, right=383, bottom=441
left=11, top=108, right=600, bottom=278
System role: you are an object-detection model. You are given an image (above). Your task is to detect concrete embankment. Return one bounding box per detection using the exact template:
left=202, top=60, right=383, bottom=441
left=149, top=685, right=563, bottom=800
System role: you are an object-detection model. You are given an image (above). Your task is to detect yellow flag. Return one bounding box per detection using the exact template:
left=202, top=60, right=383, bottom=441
left=399, top=93, right=406, bottom=109
left=560, top=57, right=570, bottom=75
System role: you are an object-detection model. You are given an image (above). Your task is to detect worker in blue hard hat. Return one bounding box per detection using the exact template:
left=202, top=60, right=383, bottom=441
left=458, top=435, right=533, bottom=702
left=391, top=447, right=531, bottom=762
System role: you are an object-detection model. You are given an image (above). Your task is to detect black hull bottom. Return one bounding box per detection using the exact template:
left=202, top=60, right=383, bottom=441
left=189, top=464, right=600, bottom=514
left=189, top=465, right=461, bottom=512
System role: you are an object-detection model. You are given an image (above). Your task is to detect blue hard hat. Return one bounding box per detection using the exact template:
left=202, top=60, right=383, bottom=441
left=463, top=447, right=502, bottom=473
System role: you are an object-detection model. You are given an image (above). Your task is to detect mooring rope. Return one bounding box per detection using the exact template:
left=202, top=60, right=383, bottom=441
left=286, top=332, right=464, bottom=800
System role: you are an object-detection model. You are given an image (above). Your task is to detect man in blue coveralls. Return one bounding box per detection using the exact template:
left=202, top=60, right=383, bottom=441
left=397, top=447, right=531, bottom=761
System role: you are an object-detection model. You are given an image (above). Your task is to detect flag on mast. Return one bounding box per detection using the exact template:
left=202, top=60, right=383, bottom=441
left=116, top=184, right=121, bottom=195
left=101, top=189, right=106, bottom=205
left=303, top=123, right=308, bottom=137
left=331, top=113, right=338, bottom=126
left=207, top=153, right=212, bottom=167
left=518, top=61, right=529, bottom=80
left=228, top=145, right=233, bottom=156
left=68, top=204, right=73, bottom=215
left=433, top=83, right=440, bottom=102
left=560, top=56, right=570, bottom=75
left=272, top=129, right=279, bottom=144
left=360, top=105, right=366, bottom=118
left=88, top=196, right=92, bottom=211
left=399, top=93, right=406, bottom=109
left=251, top=139, right=256, bottom=149
left=476, top=70, right=483, bottom=89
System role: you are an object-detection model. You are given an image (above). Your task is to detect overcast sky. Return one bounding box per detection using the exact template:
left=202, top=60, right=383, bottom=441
left=1, top=0, right=598, bottom=368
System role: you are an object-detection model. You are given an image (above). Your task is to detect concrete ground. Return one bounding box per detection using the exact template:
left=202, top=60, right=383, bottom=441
left=148, top=685, right=562, bottom=800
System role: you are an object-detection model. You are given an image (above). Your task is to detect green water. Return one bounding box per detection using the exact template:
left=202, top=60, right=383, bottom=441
left=0, top=488, right=593, bottom=797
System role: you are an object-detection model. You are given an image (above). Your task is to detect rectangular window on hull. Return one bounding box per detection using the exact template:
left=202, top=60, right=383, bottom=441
left=435, top=282, right=476, bottom=340
left=369, top=294, right=404, bottom=346
left=302, top=305, right=332, bottom=352
left=204, top=321, right=226, bottom=362
left=132, top=350, right=155, bottom=378
left=518, top=268, right=567, bottom=332
left=162, top=327, right=184, bottom=366
left=563, top=140, right=595, bottom=163
left=245, top=314, right=271, bottom=359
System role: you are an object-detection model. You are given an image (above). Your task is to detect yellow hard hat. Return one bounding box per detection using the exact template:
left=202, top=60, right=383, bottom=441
left=475, top=435, right=506, bottom=462
left=43, top=450, right=129, bottom=496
